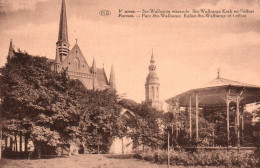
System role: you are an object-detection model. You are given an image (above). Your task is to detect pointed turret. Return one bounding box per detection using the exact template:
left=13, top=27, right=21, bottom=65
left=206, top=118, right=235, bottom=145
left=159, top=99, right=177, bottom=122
left=7, top=39, right=15, bottom=61
left=109, top=64, right=116, bottom=90
left=55, top=0, right=70, bottom=72
left=91, top=57, right=97, bottom=90
left=217, top=68, right=220, bottom=79
left=91, top=57, right=97, bottom=73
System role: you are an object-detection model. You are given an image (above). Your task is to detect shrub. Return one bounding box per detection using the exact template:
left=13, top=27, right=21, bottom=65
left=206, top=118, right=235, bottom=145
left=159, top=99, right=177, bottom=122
left=155, top=149, right=168, bottom=164
left=133, top=153, right=143, bottom=160
left=142, top=152, right=154, bottom=162
left=134, top=149, right=259, bottom=167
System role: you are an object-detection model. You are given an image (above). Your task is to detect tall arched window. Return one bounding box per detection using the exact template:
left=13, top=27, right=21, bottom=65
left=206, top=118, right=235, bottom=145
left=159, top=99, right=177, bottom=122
left=74, top=58, right=80, bottom=69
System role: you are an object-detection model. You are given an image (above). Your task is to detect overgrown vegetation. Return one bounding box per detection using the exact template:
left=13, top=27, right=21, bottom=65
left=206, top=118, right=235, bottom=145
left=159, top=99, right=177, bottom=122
left=0, top=51, right=122, bottom=157
left=119, top=99, right=164, bottom=149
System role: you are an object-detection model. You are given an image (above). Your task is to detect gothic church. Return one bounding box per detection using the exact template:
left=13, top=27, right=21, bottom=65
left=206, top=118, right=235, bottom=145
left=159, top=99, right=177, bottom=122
left=54, top=0, right=115, bottom=90
left=7, top=0, right=115, bottom=90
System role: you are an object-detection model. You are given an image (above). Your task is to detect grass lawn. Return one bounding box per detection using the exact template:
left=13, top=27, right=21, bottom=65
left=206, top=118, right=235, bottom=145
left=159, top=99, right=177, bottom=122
left=0, top=154, right=199, bottom=168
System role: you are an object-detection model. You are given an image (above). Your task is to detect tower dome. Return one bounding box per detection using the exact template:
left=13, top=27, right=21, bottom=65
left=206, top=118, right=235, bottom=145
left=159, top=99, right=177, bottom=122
left=146, top=71, right=159, bottom=84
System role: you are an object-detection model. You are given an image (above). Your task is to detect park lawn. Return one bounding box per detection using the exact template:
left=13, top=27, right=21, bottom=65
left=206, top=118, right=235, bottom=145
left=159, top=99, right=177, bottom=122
left=0, top=154, right=192, bottom=168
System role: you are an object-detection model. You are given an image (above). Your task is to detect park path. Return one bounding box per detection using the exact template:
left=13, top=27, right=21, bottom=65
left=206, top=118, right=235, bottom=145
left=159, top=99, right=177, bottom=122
left=0, top=154, right=201, bottom=168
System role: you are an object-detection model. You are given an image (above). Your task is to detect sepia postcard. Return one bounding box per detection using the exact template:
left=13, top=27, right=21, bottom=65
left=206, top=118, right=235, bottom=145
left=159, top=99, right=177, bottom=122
left=0, top=0, right=259, bottom=167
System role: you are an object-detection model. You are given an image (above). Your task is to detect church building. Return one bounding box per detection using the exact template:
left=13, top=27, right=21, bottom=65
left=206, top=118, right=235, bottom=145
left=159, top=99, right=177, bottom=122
left=54, top=0, right=115, bottom=90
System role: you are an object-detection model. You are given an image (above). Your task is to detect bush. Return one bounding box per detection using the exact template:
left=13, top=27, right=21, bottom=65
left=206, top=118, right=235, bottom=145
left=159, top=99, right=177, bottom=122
left=155, top=149, right=168, bottom=164
left=134, top=149, right=260, bottom=167
left=133, top=153, right=143, bottom=160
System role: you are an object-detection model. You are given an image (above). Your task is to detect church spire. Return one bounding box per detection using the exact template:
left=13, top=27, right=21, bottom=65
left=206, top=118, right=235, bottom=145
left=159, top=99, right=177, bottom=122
left=8, top=39, right=15, bottom=60
left=55, top=0, right=70, bottom=72
left=151, top=48, right=155, bottom=63
left=109, top=64, right=116, bottom=90
left=58, top=0, right=68, bottom=43
left=149, top=50, right=156, bottom=72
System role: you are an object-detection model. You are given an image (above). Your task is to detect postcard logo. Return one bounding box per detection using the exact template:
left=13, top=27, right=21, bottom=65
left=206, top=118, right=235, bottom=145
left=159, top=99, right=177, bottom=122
left=99, top=10, right=111, bottom=16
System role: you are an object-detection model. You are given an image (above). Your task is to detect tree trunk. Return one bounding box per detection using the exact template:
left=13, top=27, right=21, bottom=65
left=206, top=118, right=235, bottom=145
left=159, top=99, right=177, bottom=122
left=97, top=144, right=100, bottom=154
left=25, top=135, right=28, bottom=152
left=14, top=133, right=17, bottom=152
left=121, top=137, right=124, bottom=154
left=37, top=148, right=41, bottom=159
left=0, top=125, right=2, bottom=159
left=171, top=125, right=174, bottom=147
left=20, top=133, right=22, bottom=152
left=5, top=137, right=7, bottom=148
left=35, top=142, right=42, bottom=159
left=10, top=137, right=13, bottom=151
left=82, top=144, right=86, bottom=154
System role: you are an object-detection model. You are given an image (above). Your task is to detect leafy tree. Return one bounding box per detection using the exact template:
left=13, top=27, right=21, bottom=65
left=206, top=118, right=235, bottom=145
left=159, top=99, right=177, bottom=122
left=119, top=101, right=164, bottom=150
left=82, top=89, right=122, bottom=153
left=0, top=51, right=83, bottom=157
left=0, top=51, right=122, bottom=157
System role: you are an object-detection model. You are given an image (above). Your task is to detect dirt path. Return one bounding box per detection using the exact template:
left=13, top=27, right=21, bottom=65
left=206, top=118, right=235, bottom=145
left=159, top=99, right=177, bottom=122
left=0, top=154, right=192, bottom=168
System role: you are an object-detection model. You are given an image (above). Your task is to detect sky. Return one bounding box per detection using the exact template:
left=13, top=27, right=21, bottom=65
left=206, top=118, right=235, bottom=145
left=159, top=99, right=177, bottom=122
left=0, top=0, right=260, bottom=103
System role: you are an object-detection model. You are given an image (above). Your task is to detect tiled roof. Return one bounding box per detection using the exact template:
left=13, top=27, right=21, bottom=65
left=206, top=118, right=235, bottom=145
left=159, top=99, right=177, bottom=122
left=166, top=76, right=260, bottom=106
left=197, top=77, right=259, bottom=89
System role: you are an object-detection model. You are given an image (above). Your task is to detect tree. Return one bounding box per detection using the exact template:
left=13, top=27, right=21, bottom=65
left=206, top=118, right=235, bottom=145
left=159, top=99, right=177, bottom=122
left=82, top=89, right=122, bottom=153
left=0, top=51, right=122, bottom=157
left=120, top=102, right=164, bottom=150
left=0, top=51, right=84, bottom=157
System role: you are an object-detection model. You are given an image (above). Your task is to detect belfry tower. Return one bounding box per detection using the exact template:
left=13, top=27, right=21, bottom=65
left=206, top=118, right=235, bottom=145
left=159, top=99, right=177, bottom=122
left=55, top=0, right=70, bottom=72
left=145, top=51, right=162, bottom=110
